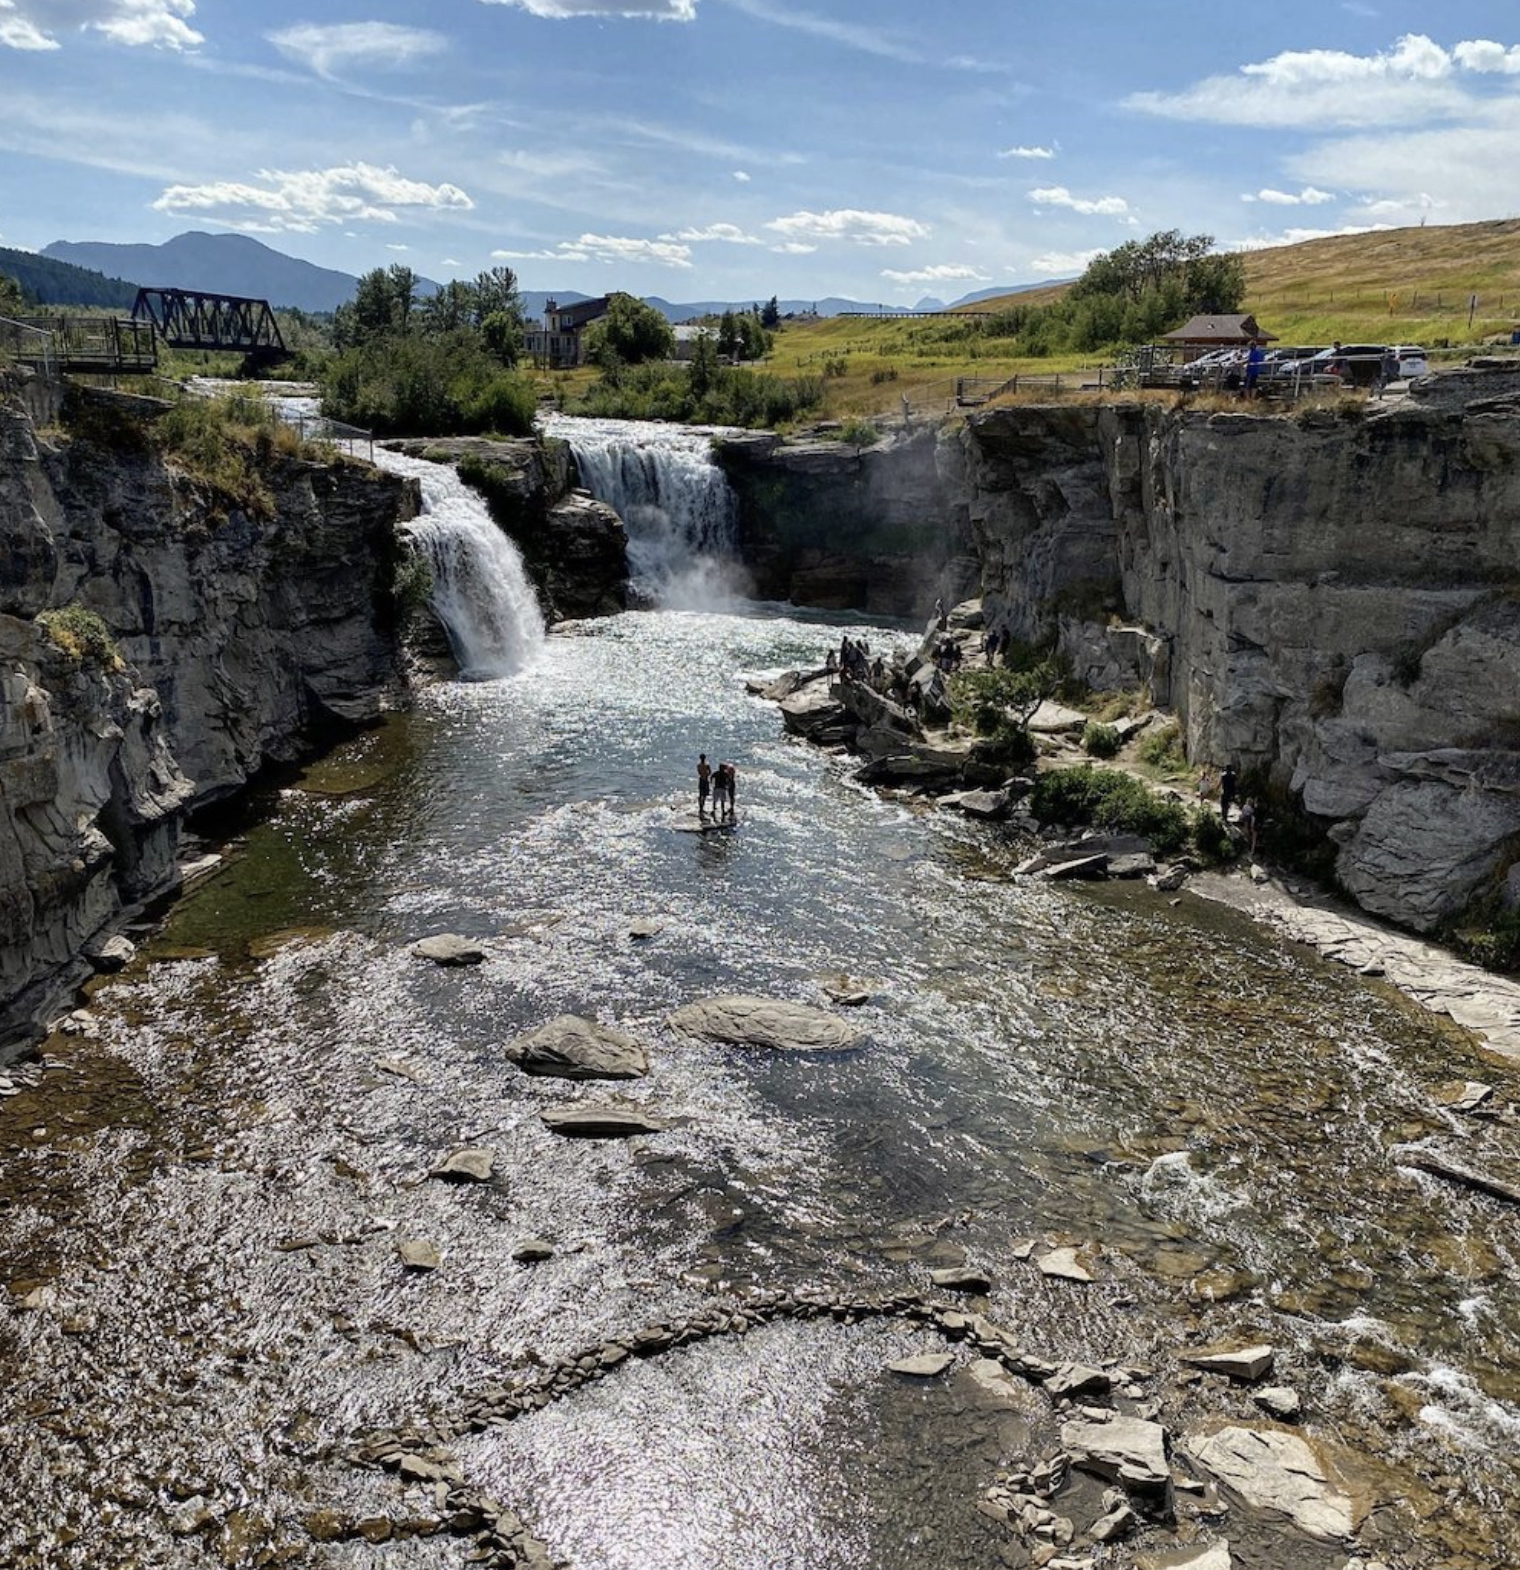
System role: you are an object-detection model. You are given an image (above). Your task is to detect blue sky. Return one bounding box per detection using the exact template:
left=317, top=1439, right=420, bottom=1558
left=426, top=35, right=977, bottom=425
left=3, top=1, right=1520, bottom=303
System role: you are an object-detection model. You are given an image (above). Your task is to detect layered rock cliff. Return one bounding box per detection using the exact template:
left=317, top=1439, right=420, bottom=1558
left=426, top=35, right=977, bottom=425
left=0, top=372, right=415, bottom=1043
left=946, top=372, right=1520, bottom=935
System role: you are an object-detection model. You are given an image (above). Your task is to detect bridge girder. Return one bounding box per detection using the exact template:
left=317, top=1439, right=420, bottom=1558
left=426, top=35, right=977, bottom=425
left=132, top=288, right=288, bottom=360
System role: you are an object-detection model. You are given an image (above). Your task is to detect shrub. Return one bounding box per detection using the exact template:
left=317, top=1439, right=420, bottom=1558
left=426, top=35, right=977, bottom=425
left=1137, top=718, right=1187, bottom=773
left=393, top=550, right=435, bottom=622
left=155, top=394, right=287, bottom=518
left=1082, top=721, right=1121, bottom=758
left=1191, top=805, right=1234, bottom=863
left=839, top=417, right=880, bottom=448
left=950, top=663, right=1061, bottom=736
left=1029, top=763, right=1191, bottom=854
left=37, top=605, right=123, bottom=670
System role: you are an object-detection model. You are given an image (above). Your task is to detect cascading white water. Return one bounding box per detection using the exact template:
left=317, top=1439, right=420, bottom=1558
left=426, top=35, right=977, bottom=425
left=372, top=447, right=546, bottom=680
left=540, top=413, right=745, bottom=609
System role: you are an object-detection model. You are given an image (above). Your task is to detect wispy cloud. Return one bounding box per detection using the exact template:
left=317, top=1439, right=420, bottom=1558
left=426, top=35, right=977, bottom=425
left=478, top=0, right=697, bottom=18
left=661, top=222, right=764, bottom=244
left=766, top=208, right=930, bottom=247
left=153, top=162, right=474, bottom=233
left=880, top=263, right=991, bottom=286
left=722, top=0, right=917, bottom=62
left=267, top=22, right=448, bottom=80
left=493, top=232, right=694, bottom=267
left=998, top=144, right=1056, bottom=160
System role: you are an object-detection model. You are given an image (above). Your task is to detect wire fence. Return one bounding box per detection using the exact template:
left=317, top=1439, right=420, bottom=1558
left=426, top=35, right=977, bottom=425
left=0, top=315, right=57, bottom=376
left=284, top=410, right=374, bottom=460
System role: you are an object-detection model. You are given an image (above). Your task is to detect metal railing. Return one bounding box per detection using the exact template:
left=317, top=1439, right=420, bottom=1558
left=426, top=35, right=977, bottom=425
left=283, top=409, right=374, bottom=460
left=0, top=315, right=56, bottom=376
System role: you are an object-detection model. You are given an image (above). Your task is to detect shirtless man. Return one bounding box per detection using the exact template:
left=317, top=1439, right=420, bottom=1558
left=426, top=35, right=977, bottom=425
left=697, top=753, right=712, bottom=819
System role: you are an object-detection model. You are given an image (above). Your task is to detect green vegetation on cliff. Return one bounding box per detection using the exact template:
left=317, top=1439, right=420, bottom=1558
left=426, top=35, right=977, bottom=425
left=36, top=605, right=123, bottom=671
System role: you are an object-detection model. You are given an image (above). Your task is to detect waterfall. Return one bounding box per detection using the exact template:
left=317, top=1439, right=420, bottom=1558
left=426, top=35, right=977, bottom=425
left=540, top=414, right=745, bottom=609
left=371, top=447, right=546, bottom=680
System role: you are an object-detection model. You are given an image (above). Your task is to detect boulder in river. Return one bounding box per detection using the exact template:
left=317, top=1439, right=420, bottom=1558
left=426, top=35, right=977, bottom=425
left=667, top=994, right=865, bottom=1052
left=1252, top=1386, right=1302, bottom=1421
left=1037, top=1246, right=1095, bottom=1282
left=1061, top=1415, right=1171, bottom=1490
left=1185, top=1425, right=1356, bottom=1542
left=889, top=1352, right=955, bottom=1378
left=1183, top=1344, right=1275, bottom=1382
left=430, top=1147, right=495, bottom=1182
left=540, top=1104, right=665, bottom=1138
left=929, top=1267, right=992, bottom=1294
left=505, top=1015, right=649, bottom=1080
left=398, top=1240, right=441, bottom=1271
left=413, top=934, right=488, bottom=966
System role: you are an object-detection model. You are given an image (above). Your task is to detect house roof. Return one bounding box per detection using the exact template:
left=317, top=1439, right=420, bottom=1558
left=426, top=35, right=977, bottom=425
left=1163, top=313, right=1278, bottom=344
left=548, top=296, right=611, bottom=330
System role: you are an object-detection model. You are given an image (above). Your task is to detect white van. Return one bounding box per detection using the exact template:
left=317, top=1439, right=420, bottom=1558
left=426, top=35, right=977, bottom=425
left=1392, top=345, right=1428, bottom=378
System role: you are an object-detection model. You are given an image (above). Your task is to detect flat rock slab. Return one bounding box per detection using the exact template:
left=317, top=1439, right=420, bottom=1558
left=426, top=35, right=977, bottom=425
left=431, top=1147, right=495, bottom=1183
left=963, top=1358, right=1029, bottom=1409
left=629, top=918, right=666, bottom=940
left=1184, top=1344, right=1275, bottom=1382
left=820, top=974, right=873, bottom=1006
left=1150, top=1544, right=1234, bottom=1570
left=1027, top=700, right=1089, bottom=734
left=413, top=934, right=487, bottom=966
left=929, top=1268, right=992, bottom=1293
left=1437, top=1079, right=1494, bottom=1113
left=512, top=1238, right=556, bottom=1263
left=398, top=1240, right=441, bottom=1271
left=1037, top=1246, right=1095, bottom=1282
left=540, top=1105, right=665, bottom=1138
left=505, top=1016, right=649, bottom=1081
left=889, top=1352, right=955, bottom=1378
left=667, top=995, right=865, bottom=1052
left=1253, top=1387, right=1302, bottom=1421
left=1186, top=1426, right=1355, bottom=1543
left=1044, top=1361, right=1112, bottom=1400
left=1061, top=1415, right=1171, bottom=1490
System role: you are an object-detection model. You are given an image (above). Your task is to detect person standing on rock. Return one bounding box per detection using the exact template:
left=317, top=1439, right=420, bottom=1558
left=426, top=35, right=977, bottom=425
left=719, top=761, right=737, bottom=822
left=697, top=753, right=713, bottom=820
left=1219, top=764, right=1238, bottom=823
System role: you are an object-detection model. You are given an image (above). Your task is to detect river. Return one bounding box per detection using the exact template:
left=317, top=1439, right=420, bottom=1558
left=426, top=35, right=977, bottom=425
left=1, top=431, right=1518, bottom=1569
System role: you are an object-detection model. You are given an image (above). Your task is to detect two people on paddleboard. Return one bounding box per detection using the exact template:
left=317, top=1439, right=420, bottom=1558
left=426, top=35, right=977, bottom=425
left=697, top=753, right=736, bottom=823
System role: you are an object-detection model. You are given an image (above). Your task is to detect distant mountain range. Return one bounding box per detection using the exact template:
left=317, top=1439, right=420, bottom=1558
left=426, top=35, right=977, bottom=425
left=15, top=230, right=1060, bottom=320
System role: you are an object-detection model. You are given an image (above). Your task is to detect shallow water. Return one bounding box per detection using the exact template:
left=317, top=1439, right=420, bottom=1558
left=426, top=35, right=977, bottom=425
left=2, top=606, right=1518, bottom=1569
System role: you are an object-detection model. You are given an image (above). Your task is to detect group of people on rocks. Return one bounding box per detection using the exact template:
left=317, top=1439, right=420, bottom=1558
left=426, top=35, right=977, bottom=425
left=1199, top=762, right=1262, bottom=855
left=696, top=753, right=737, bottom=823
left=826, top=634, right=884, bottom=685
left=932, top=637, right=965, bottom=674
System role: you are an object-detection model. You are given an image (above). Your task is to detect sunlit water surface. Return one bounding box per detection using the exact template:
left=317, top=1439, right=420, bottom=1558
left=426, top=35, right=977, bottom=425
left=2, top=606, right=1518, bottom=1569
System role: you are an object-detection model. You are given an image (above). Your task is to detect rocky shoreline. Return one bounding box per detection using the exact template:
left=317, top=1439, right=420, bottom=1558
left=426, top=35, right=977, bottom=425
left=754, top=598, right=1520, bottom=1069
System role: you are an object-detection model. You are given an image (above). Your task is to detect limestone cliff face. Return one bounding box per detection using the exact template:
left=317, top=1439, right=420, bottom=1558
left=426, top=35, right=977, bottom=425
left=385, top=435, right=628, bottom=621
left=947, top=377, right=1520, bottom=934
left=0, top=374, right=414, bottom=1041
left=716, top=427, right=978, bottom=617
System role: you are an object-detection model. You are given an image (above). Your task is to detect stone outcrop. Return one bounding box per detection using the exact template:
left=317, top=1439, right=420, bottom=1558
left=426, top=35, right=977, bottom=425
left=389, top=437, right=628, bottom=620
left=942, top=372, right=1520, bottom=934
left=0, top=372, right=414, bottom=1046
left=716, top=426, right=977, bottom=618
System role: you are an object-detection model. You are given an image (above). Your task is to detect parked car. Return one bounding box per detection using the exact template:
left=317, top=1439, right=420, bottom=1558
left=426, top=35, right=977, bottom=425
left=1391, top=345, right=1429, bottom=378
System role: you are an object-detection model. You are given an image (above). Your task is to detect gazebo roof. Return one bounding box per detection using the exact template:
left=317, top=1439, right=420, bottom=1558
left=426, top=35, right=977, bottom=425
left=1163, top=313, right=1278, bottom=345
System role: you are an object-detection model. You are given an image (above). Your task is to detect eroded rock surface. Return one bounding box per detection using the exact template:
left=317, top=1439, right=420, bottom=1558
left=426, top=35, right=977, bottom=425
left=667, top=994, right=865, bottom=1052
left=505, top=1015, right=649, bottom=1080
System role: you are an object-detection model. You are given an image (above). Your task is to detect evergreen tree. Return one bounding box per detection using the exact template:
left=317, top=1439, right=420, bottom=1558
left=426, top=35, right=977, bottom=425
left=760, top=295, right=780, bottom=329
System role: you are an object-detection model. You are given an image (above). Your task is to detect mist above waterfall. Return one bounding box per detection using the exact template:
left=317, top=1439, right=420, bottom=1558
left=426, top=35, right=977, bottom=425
left=541, top=414, right=750, bottom=610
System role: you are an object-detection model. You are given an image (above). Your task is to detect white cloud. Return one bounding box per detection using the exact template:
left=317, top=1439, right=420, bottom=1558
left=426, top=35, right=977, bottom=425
left=662, top=222, right=763, bottom=245
left=1454, top=38, right=1520, bottom=73
left=152, top=162, right=475, bottom=233
left=770, top=241, right=816, bottom=255
left=1, top=0, right=202, bottom=49
left=765, top=208, right=930, bottom=247
left=1029, top=247, right=1104, bottom=276
left=386, top=243, right=410, bottom=251
left=267, top=22, right=447, bottom=79
left=998, top=144, right=1055, bottom=160
left=732, top=170, right=751, bottom=183
left=1242, top=186, right=1336, bottom=206
left=493, top=233, right=694, bottom=267
left=1232, top=223, right=1391, bottom=251
left=880, top=263, right=991, bottom=286
left=0, top=0, right=57, bottom=48
left=1027, top=185, right=1130, bottom=217
left=478, top=0, right=697, bottom=18
left=442, top=257, right=461, bottom=266
left=1126, top=33, right=1520, bottom=129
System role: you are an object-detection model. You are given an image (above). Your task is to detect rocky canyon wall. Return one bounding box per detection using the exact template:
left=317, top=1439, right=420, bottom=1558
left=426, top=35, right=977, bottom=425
left=0, top=372, right=415, bottom=1043
left=948, top=369, right=1520, bottom=935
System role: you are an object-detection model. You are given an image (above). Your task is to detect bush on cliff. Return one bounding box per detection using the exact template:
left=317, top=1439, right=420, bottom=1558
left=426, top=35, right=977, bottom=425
left=568, top=359, right=823, bottom=429
left=38, top=605, right=123, bottom=672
